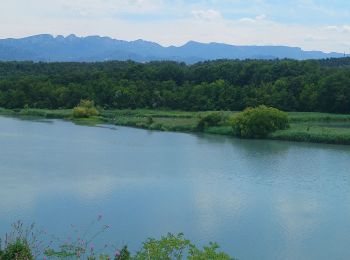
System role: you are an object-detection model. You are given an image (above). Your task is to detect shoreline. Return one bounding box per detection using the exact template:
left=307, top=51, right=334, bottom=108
left=1, top=108, right=350, bottom=145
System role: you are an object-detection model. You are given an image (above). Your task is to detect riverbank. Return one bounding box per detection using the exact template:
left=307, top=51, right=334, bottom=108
left=1, top=108, right=350, bottom=145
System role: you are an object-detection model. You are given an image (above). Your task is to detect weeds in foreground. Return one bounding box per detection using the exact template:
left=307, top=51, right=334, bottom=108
left=0, top=218, right=235, bottom=260
left=0, top=221, right=45, bottom=259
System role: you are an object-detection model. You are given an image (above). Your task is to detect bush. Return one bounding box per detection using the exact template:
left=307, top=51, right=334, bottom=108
left=146, top=116, right=154, bottom=125
left=115, top=246, right=131, bottom=260
left=1, top=239, right=34, bottom=260
left=188, top=242, right=233, bottom=260
left=134, top=233, right=234, bottom=260
left=197, top=112, right=224, bottom=131
left=73, top=100, right=99, bottom=118
left=232, top=105, right=289, bottom=138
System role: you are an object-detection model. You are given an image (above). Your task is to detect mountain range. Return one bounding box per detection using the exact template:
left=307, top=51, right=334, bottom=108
left=0, top=34, right=347, bottom=63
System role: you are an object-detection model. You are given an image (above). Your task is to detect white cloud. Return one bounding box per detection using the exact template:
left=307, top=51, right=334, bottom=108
left=238, top=17, right=256, bottom=23
left=323, top=25, right=350, bottom=33
left=59, top=0, right=164, bottom=16
left=191, top=9, right=222, bottom=21
left=303, top=35, right=328, bottom=42
left=238, top=14, right=267, bottom=24
left=255, top=14, right=267, bottom=20
left=323, top=25, right=340, bottom=32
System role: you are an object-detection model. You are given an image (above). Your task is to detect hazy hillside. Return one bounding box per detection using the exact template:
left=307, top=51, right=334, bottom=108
left=0, top=34, right=347, bottom=63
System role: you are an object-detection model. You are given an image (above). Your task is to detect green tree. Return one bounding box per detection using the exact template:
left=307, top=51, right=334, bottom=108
left=72, top=99, right=99, bottom=118
left=232, top=105, right=289, bottom=138
left=0, top=59, right=349, bottom=113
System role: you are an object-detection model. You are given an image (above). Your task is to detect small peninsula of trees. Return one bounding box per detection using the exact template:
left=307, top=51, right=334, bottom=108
left=0, top=58, right=350, bottom=113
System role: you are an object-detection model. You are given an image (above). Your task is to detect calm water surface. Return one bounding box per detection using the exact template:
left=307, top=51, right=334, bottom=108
left=0, top=116, right=350, bottom=260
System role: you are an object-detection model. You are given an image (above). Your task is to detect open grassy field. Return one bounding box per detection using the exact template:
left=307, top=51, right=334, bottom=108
left=1, top=108, right=350, bottom=145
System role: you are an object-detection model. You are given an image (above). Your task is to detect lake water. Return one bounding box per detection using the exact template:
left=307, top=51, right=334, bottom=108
left=0, top=116, right=350, bottom=260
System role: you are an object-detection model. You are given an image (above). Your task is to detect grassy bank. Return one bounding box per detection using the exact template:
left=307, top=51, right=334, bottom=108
left=1, top=108, right=350, bottom=145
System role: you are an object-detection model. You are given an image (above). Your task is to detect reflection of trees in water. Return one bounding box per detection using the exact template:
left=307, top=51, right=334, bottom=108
left=195, top=132, right=350, bottom=155
left=194, top=132, right=291, bottom=156
left=13, top=116, right=54, bottom=124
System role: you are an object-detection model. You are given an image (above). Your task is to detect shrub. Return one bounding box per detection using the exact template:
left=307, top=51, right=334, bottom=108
left=1, top=239, right=33, bottom=260
left=232, top=105, right=289, bottom=138
left=115, top=246, right=131, bottom=260
left=134, top=233, right=234, bottom=260
left=1, top=221, right=43, bottom=259
left=188, top=242, right=233, bottom=260
left=197, top=112, right=224, bottom=131
left=146, top=116, right=154, bottom=125
left=134, top=233, right=191, bottom=260
left=73, top=100, right=99, bottom=118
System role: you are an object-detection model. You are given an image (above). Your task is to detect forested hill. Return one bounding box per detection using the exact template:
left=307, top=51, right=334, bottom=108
left=0, top=34, right=348, bottom=63
left=0, top=58, right=349, bottom=113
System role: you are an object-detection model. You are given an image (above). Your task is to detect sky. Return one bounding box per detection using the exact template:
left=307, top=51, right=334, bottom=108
left=1, top=0, right=350, bottom=53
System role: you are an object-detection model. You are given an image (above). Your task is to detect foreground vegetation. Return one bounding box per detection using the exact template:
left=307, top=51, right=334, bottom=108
left=0, top=221, right=234, bottom=260
left=0, top=234, right=233, bottom=260
left=1, top=107, right=350, bottom=145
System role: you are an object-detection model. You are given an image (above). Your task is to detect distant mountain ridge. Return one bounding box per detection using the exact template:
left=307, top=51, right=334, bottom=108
left=0, top=34, right=347, bottom=63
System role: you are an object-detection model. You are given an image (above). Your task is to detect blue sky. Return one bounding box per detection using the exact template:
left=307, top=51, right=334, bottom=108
left=1, top=0, right=350, bottom=52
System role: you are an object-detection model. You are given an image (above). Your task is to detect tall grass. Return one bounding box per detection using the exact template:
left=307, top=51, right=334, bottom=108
left=271, top=124, right=350, bottom=144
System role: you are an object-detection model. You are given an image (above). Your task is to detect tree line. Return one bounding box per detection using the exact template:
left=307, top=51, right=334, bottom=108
left=0, top=58, right=349, bottom=113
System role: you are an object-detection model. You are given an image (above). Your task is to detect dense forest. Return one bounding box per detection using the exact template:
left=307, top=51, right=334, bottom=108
left=0, top=58, right=350, bottom=113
